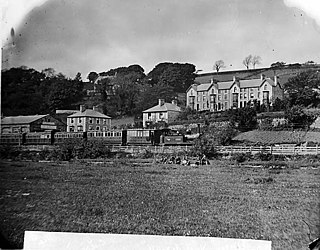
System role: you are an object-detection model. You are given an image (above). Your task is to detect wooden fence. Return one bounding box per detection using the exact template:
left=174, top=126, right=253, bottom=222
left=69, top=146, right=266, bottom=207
left=109, top=145, right=319, bottom=155
left=16, top=144, right=319, bottom=156
left=215, top=145, right=319, bottom=155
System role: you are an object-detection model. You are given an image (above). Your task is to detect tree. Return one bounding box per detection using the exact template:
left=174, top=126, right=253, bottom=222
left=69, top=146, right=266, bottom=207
left=1, top=67, right=46, bottom=115
left=41, top=68, right=56, bottom=78
left=213, top=60, right=226, bottom=72
left=228, top=107, right=257, bottom=132
left=74, top=72, right=82, bottom=81
left=270, top=61, right=286, bottom=68
left=242, top=55, right=253, bottom=70
left=284, top=70, right=320, bottom=107
left=146, top=62, right=196, bottom=92
left=284, top=105, right=316, bottom=129
left=87, top=71, right=99, bottom=83
left=252, top=55, right=261, bottom=69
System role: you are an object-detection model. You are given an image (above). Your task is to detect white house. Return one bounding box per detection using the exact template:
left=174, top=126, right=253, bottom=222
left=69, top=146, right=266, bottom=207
left=142, top=99, right=181, bottom=128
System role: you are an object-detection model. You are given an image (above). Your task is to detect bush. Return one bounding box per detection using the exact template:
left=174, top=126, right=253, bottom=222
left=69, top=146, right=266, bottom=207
left=254, top=152, right=273, bottom=161
left=230, top=153, right=251, bottom=163
left=0, top=145, right=20, bottom=159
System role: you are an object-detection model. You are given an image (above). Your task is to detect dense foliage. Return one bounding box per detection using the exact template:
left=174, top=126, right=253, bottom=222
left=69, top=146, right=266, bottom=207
left=284, top=70, right=320, bottom=108
left=1, top=67, right=84, bottom=116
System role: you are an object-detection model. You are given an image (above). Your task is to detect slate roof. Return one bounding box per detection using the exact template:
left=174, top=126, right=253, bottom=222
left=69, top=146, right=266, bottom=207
left=68, top=109, right=111, bottom=119
left=217, top=81, right=235, bottom=90
left=197, top=83, right=212, bottom=91
left=193, top=77, right=277, bottom=92
left=1, top=115, right=48, bottom=125
left=143, top=103, right=181, bottom=113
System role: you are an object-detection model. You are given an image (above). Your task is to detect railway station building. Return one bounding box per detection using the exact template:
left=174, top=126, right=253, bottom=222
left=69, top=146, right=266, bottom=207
left=186, top=75, right=283, bottom=112
left=67, top=105, right=111, bottom=132
left=0, top=114, right=66, bottom=134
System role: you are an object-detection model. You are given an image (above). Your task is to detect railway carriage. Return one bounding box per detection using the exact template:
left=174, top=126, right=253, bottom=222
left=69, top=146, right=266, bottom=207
left=87, top=130, right=126, bottom=145
left=0, top=133, right=25, bottom=145
left=54, top=132, right=86, bottom=144
left=126, top=129, right=162, bottom=146
left=24, top=132, right=54, bottom=145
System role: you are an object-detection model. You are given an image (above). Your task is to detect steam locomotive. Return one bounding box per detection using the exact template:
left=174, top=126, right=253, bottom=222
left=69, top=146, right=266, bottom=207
left=0, top=128, right=196, bottom=146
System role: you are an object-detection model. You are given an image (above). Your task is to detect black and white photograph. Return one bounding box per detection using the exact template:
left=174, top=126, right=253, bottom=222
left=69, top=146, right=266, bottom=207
left=1, top=0, right=320, bottom=249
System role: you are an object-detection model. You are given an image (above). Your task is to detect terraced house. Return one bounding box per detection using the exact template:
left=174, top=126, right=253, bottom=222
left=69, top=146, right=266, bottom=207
left=186, top=75, right=283, bottom=112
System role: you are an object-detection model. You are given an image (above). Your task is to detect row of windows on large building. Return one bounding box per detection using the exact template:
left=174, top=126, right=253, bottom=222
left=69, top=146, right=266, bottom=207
left=70, top=117, right=109, bottom=125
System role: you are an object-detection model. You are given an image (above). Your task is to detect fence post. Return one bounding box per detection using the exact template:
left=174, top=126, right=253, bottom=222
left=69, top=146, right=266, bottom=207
left=316, top=145, right=318, bottom=155
left=270, top=146, right=272, bottom=154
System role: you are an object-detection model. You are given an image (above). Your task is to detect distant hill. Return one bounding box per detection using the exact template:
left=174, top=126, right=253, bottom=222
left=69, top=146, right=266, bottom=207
left=195, top=64, right=320, bottom=85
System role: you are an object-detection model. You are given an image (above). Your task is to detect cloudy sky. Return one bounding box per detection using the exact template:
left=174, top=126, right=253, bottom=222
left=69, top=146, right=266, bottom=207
left=1, top=0, right=320, bottom=78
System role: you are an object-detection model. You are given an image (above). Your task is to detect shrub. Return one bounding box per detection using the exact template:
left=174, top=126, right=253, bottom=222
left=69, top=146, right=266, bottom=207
left=230, top=153, right=251, bottom=163
left=254, top=152, right=273, bottom=161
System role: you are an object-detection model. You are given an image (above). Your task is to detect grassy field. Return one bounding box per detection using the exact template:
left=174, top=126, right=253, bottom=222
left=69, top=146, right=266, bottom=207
left=0, top=159, right=319, bottom=249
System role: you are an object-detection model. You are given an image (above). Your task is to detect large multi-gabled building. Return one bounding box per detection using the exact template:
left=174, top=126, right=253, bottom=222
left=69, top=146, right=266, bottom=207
left=186, top=75, right=284, bottom=112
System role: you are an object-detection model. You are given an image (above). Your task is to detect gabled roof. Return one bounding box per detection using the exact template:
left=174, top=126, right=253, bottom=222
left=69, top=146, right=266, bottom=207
left=186, top=84, right=198, bottom=93
left=1, top=115, right=48, bottom=125
left=240, top=79, right=262, bottom=88
left=263, top=78, right=277, bottom=87
left=197, top=83, right=212, bottom=91
left=143, top=103, right=181, bottom=113
left=68, top=109, right=111, bottom=119
left=217, top=81, right=235, bottom=90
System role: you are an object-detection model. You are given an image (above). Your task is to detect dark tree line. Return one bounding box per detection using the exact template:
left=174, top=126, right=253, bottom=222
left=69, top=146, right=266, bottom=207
left=87, top=62, right=196, bottom=117
left=1, top=67, right=84, bottom=116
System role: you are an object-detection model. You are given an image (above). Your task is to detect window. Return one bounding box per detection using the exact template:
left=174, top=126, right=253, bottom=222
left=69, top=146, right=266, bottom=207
left=89, top=118, right=93, bottom=124
left=78, top=118, right=82, bottom=123
left=197, top=96, right=200, bottom=102
left=224, top=94, right=228, bottom=100
left=103, top=119, right=107, bottom=124
left=224, top=90, right=228, bottom=94
left=240, top=93, right=243, bottom=99
left=218, top=90, right=222, bottom=94
left=96, top=126, right=100, bottom=131
left=71, top=118, right=74, bottom=123
left=264, top=84, right=267, bottom=90
left=77, top=126, right=83, bottom=132
left=97, top=119, right=100, bottom=124
left=203, top=103, right=206, bottom=109
left=190, top=90, right=194, bottom=95
left=69, top=126, right=74, bottom=132
left=244, top=93, right=247, bottom=99
left=218, top=95, right=222, bottom=101
left=89, top=125, right=93, bottom=130
left=225, top=102, right=228, bottom=110
left=258, top=92, right=260, bottom=98
left=203, top=95, right=206, bottom=101
left=250, top=93, right=254, bottom=99
left=233, top=87, right=237, bottom=92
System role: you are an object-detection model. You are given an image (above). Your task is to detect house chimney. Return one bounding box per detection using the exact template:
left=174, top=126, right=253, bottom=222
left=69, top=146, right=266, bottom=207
left=274, top=75, right=278, bottom=86
left=233, top=76, right=236, bottom=82
left=172, top=100, right=178, bottom=106
left=260, top=74, right=265, bottom=80
left=80, top=105, right=85, bottom=112
left=93, top=106, right=97, bottom=111
left=158, top=99, right=165, bottom=106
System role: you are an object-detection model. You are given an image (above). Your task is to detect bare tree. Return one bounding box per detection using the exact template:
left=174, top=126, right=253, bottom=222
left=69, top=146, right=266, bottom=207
left=252, top=55, right=262, bottom=69
left=214, top=60, right=226, bottom=72
left=242, top=55, right=253, bottom=70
